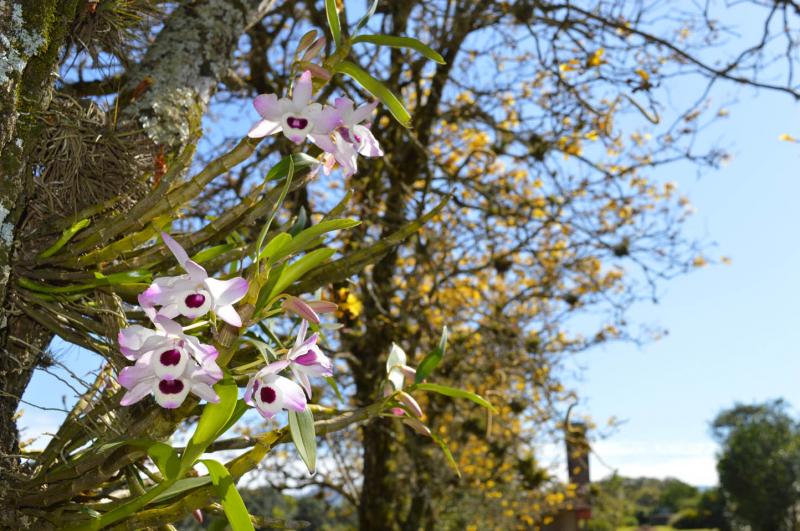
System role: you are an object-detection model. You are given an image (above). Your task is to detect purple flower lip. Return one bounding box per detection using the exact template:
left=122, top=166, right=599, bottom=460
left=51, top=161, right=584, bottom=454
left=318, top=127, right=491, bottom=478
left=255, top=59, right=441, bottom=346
left=287, top=117, right=309, bottom=129
left=260, top=386, right=277, bottom=404
left=185, top=293, right=206, bottom=308
left=160, top=349, right=182, bottom=366
left=294, top=352, right=318, bottom=366
left=159, top=379, right=185, bottom=394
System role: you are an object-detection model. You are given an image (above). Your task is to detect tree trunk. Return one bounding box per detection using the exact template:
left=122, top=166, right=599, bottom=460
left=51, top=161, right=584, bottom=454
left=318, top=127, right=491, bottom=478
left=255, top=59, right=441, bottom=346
left=0, top=0, right=80, bottom=468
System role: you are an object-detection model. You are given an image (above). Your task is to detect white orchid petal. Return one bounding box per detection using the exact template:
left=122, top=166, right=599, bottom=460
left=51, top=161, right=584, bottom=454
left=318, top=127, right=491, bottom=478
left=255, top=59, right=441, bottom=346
left=214, top=305, right=242, bottom=327
left=248, top=119, right=281, bottom=138
left=191, top=382, right=219, bottom=403
left=204, top=277, right=248, bottom=307
left=293, top=70, right=313, bottom=106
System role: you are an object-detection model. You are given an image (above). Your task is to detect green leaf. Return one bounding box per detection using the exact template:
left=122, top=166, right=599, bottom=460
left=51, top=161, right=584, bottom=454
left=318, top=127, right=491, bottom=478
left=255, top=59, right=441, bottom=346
left=274, top=218, right=360, bottom=261
left=257, top=158, right=296, bottom=267
left=288, top=409, right=317, bottom=474
left=351, top=34, right=446, bottom=64
left=267, top=247, right=335, bottom=300
left=415, top=325, right=448, bottom=383
left=182, top=379, right=239, bottom=468
left=415, top=348, right=442, bottom=384
left=39, top=218, right=91, bottom=258
left=150, top=476, right=212, bottom=504
left=354, top=0, right=379, bottom=32
left=334, top=61, right=412, bottom=127
left=265, top=153, right=318, bottom=182
left=430, top=433, right=461, bottom=477
left=146, top=442, right=180, bottom=480
left=257, top=232, right=292, bottom=262
left=326, top=376, right=344, bottom=403
left=255, top=261, right=286, bottom=312
left=239, top=336, right=278, bottom=362
left=217, top=399, right=249, bottom=439
left=202, top=459, right=256, bottom=531
left=325, top=0, right=342, bottom=46
left=288, top=207, right=308, bottom=237
left=323, top=189, right=353, bottom=220
left=414, top=383, right=497, bottom=413
left=192, top=243, right=236, bottom=263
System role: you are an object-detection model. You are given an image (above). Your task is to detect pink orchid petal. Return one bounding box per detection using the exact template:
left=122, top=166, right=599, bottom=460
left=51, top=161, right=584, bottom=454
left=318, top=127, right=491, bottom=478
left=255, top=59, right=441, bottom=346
left=253, top=94, right=281, bottom=120
left=311, top=106, right=342, bottom=134
left=352, top=100, right=379, bottom=124
left=354, top=124, right=384, bottom=157
left=184, top=259, right=208, bottom=282
left=214, top=304, right=242, bottom=327
left=334, top=97, right=355, bottom=114
left=120, top=380, right=152, bottom=406
left=307, top=300, right=337, bottom=314
left=262, top=359, right=290, bottom=375
left=204, top=277, right=248, bottom=307
left=274, top=376, right=307, bottom=412
left=154, top=315, right=184, bottom=337
left=161, top=232, right=190, bottom=266
left=191, top=382, right=219, bottom=403
left=333, top=132, right=359, bottom=176
left=398, top=391, right=423, bottom=418
left=309, top=133, right=337, bottom=155
left=293, top=70, right=313, bottom=107
left=118, top=363, right=152, bottom=389
left=282, top=296, right=321, bottom=324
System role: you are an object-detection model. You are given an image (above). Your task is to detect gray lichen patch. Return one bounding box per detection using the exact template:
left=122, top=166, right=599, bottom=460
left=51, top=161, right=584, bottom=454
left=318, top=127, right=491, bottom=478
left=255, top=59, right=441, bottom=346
left=123, top=0, right=274, bottom=149
left=0, top=204, right=13, bottom=248
left=0, top=1, right=46, bottom=87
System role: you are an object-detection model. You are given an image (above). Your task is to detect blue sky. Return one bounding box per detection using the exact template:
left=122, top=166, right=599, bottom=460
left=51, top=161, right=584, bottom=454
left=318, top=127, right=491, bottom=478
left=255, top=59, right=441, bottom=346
left=569, top=82, right=800, bottom=485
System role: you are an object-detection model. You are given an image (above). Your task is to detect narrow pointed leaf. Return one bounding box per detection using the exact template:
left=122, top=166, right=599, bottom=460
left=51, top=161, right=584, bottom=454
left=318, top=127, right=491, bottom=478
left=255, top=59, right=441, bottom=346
left=202, top=459, right=256, bottom=531
left=267, top=247, right=335, bottom=300
left=354, top=0, right=379, bottom=32
left=182, top=378, right=239, bottom=468
left=274, top=218, right=360, bottom=261
left=334, top=61, right=411, bottom=127
left=414, top=383, right=497, bottom=413
left=351, top=34, right=446, bottom=64
left=147, top=442, right=180, bottom=480
left=431, top=433, right=461, bottom=477
left=288, top=408, right=317, bottom=474
left=325, top=0, right=342, bottom=45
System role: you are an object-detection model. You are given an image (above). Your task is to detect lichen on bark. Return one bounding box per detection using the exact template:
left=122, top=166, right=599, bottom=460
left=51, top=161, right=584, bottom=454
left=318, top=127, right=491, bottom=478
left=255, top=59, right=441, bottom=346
left=122, top=0, right=276, bottom=149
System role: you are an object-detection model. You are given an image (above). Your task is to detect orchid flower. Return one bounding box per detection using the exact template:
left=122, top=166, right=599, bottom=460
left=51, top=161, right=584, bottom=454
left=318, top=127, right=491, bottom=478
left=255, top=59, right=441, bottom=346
left=248, top=70, right=340, bottom=144
left=281, top=295, right=337, bottom=325
left=313, top=98, right=383, bottom=177
left=117, top=315, right=223, bottom=408
left=139, top=232, right=248, bottom=327
left=385, top=343, right=416, bottom=391
left=244, top=360, right=307, bottom=419
left=384, top=343, right=421, bottom=417
left=286, top=320, right=333, bottom=398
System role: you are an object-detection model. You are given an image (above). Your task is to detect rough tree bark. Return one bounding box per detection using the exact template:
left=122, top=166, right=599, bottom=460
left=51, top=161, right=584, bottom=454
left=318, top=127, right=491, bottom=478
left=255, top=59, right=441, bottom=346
left=0, top=0, right=80, bottom=467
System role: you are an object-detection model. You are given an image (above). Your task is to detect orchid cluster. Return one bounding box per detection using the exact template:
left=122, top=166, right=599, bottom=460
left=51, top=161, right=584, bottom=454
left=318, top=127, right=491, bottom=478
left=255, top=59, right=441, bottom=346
left=117, top=233, right=248, bottom=409
left=248, top=70, right=384, bottom=177
left=116, top=233, right=338, bottom=421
